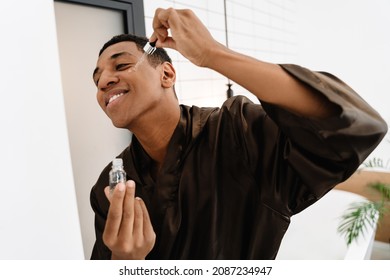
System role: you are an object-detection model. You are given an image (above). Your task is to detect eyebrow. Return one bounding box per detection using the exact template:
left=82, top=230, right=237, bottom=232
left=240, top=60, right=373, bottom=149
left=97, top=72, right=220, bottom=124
left=92, top=51, right=136, bottom=81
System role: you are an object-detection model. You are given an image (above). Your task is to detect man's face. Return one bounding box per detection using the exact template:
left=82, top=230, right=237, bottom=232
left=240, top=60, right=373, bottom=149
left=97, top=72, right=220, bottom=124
left=93, top=41, right=163, bottom=129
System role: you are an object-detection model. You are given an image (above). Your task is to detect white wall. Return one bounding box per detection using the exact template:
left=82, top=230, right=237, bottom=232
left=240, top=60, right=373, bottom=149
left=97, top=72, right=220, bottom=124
left=0, top=0, right=83, bottom=259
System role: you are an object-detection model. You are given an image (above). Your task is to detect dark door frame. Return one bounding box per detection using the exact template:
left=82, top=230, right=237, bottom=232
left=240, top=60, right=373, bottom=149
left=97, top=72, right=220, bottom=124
left=54, top=0, right=146, bottom=36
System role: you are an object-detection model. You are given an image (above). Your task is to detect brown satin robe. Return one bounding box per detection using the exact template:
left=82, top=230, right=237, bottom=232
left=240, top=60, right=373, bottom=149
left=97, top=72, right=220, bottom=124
left=90, top=64, right=387, bottom=259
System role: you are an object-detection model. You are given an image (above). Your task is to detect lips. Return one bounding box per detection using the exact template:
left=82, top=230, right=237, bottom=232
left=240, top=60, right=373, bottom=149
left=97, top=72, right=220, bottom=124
left=108, top=92, right=124, bottom=104
left=105, top=89, right=128, bottom=106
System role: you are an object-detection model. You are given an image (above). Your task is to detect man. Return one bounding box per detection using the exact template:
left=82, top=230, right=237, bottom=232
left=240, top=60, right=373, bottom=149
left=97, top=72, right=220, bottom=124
left=90, top=8, right=387, bottom=259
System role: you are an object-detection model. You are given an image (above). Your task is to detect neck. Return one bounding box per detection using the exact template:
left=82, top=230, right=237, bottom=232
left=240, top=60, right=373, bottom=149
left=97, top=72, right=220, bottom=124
left=132, top=103, right=180, bottom=165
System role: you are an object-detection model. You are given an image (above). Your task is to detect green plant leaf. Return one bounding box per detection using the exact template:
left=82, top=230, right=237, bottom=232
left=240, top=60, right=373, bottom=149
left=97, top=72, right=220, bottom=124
left=338, top=201, right=383, bottom=245
left=369, top=182, right=390, bottom=201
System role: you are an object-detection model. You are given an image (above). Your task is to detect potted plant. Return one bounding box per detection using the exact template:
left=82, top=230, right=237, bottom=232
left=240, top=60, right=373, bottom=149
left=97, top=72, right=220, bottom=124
left=337, top=157, right=390, bottom=245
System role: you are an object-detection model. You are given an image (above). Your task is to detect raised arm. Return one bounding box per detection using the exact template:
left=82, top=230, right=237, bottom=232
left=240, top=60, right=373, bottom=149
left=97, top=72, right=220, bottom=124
left=150, top=8, right=339, bottom=119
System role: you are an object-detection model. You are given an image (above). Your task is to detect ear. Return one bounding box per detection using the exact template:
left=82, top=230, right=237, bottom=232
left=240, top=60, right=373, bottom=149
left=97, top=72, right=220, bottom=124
left=160, top=62, right=176, bottom=88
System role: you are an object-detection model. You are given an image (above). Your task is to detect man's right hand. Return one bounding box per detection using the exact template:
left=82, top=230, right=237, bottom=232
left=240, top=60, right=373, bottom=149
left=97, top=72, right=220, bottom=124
left=103, top=180, right=155, bottom=260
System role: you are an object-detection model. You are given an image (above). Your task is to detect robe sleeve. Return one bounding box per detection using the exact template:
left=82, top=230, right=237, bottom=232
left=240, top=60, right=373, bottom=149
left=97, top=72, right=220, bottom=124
left=232, top=64, right=387, bottom=215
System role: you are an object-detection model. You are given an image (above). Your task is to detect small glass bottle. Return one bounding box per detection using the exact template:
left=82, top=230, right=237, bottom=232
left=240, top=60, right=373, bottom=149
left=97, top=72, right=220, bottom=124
left=109, top=158, right=126, bottom=191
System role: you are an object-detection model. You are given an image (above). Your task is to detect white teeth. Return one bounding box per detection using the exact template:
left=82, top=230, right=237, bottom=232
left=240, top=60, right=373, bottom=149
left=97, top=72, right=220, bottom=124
left=108, top=93, right=124, bottom=104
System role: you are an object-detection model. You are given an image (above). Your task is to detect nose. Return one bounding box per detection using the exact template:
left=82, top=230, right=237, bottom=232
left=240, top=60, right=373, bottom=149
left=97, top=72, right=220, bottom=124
left=98, top=70, right=119, bottom=90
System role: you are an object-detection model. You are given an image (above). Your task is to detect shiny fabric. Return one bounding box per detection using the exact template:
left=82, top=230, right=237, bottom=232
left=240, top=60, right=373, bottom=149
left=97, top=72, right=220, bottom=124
left=90, top=64, right=387, bottom=259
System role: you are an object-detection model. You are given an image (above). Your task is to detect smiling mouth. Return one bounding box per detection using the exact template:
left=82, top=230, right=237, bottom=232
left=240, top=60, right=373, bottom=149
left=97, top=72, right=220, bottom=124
left=107, top=92, right=126, bottom=106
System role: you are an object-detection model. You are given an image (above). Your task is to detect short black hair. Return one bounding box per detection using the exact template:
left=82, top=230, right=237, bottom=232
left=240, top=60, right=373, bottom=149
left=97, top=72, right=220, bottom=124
left=99, top=34, right=172, bottom=68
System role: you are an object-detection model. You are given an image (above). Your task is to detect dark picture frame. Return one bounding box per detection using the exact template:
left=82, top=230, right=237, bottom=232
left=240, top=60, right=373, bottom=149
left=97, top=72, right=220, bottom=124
left=54, top=0, right=146, bottom=36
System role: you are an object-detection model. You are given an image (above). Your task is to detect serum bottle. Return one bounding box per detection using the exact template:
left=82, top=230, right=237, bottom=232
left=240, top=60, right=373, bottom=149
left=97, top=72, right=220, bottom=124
left=109, top=158, right=126, bottom=191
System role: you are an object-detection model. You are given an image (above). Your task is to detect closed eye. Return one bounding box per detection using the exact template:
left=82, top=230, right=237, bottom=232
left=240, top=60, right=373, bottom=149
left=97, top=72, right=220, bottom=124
left=116, top=63, right=132, bottom=71
left=93, top=62, right=135, bottom=86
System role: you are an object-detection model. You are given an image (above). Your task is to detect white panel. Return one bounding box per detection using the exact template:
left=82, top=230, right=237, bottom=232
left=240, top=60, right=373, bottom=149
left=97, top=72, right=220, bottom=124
left=54, top=2, right=132, bottom=259
left=0, top=0, right=83, bottom=259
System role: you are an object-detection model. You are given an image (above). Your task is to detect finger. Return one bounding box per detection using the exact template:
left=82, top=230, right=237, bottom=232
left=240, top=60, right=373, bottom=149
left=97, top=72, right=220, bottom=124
left=151, top=8, right=182, bottom=45
left=152, top=8, right=170, bottom=32
left=104, top=186, right=111, bottom=203
left=155, top=37, right=176, bottom=50
left=104, top=183, right=123, bottom=202
left=133, top=197, right=144, bottom=239
left=138, top=197, right=155, bottom=242
left=117, top=180, right=136, bottom=238
left=151, top=9, right=168, bottom=43
left=149, top=29, right=169, bottom=44
left=149, top=31, right=160, bottom=44
left=103, top=182, right=126, bottom=245
left=153, top=8, right=184, bottom=32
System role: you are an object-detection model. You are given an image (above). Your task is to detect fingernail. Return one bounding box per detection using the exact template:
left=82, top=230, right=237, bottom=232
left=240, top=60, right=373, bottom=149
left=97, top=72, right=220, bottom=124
left=126, top=180, right=135, bottom=188
left=117, top=182, right=125, bottom=192
left=135, top=197, right=142, bottom=201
